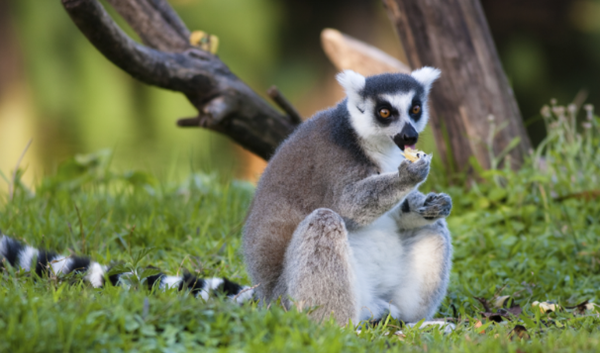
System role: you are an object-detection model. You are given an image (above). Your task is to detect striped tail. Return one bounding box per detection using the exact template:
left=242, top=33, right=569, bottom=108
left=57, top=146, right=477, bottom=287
left=0, top=233, right=255, bottom=303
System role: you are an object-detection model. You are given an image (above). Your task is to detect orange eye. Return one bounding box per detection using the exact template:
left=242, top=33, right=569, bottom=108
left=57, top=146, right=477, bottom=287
left=379, top=108, right=391, bottom=118
left=411, top=105, right=421, bottom=114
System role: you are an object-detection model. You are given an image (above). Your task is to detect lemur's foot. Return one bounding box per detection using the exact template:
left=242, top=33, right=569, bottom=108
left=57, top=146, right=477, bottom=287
left=418, top=193, right=452, bottom=220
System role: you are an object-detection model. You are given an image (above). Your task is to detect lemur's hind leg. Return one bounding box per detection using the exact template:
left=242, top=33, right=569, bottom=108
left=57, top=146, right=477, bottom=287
left=282, top=208, right=357, bottom=324
left=393, top=220, right=452, bottom=323
left=389, top=191, right=452, bottom=323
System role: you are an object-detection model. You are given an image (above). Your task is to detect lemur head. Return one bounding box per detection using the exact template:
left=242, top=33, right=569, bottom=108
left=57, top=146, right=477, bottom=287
left=336, top=67, right=440, bottom=151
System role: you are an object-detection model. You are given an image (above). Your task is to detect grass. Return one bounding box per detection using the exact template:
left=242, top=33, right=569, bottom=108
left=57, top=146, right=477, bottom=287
left=1, top=100, right=600, bottom=352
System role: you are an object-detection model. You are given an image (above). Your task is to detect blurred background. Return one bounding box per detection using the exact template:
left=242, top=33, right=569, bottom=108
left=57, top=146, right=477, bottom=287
left=1, top=0, right=599, bottom=192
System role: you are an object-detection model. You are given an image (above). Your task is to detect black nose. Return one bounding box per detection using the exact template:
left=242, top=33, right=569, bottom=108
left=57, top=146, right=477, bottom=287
left=402, top=133, right=418, bottom=146
left=392, top=124, right=419, bottom=150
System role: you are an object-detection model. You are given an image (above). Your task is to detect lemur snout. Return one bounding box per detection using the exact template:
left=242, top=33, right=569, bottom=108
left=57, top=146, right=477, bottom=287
left=392, top=124, right=419, bottom=150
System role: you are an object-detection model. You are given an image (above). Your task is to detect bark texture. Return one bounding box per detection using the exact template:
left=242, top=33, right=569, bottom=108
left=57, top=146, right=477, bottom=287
left=383, top=0, right=531, bottom=171
left=61, top=0, right=299, bottom=160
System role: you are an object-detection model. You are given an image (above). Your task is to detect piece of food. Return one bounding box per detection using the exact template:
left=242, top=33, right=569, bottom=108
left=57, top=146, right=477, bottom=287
left=532, top=301, right=560, bottom=313
left=401, top=147, right=426, bottom=162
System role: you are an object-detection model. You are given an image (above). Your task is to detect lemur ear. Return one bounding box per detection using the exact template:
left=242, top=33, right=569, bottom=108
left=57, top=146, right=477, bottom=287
left=336, top=70, right=366, bottom=103
left=411, top=66, right=441, bottom=93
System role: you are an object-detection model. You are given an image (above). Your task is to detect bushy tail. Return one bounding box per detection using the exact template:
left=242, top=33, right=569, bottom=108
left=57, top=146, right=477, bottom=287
left=0, top=233, right=254, bottom=303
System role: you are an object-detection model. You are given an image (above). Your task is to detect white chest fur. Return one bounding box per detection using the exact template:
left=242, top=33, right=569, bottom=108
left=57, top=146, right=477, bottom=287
left=370, top=146, right=404, bottom=174
left=361, top=138, right=405, bottom=174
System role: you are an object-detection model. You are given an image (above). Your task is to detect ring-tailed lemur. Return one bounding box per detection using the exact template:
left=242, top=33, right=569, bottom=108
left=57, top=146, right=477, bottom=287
left=1, top=68, right=452, bottom=326
left=0, top=232, right=254, bottom=303
left=244, top=67, right=453, bottom=324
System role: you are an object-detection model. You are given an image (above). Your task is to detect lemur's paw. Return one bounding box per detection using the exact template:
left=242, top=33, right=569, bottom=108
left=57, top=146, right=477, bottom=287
left=418, top=193, right=452, bottom=220
left=398, top=155, right=431, bottom=184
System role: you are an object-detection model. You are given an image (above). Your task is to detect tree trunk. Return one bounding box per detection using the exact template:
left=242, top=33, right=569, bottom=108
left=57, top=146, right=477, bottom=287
left=383, top=0, right=532, bottom=172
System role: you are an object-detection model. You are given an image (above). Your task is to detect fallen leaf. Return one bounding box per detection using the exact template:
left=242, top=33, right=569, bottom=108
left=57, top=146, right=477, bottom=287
left=499, top=305, right=523, bottom=317
left=478, top=296, right=522, bottom=322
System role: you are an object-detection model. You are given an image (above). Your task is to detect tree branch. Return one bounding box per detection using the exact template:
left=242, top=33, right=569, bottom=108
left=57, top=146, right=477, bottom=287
left=61, top=0, right=299, bottom=160
left=105, top=0, right=190, bottom=52
left=267, top=86, right=303, bottom=125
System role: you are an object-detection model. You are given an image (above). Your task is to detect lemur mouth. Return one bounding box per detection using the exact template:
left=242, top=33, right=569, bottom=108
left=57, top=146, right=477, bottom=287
left=392, top=130, right=419, bottom=151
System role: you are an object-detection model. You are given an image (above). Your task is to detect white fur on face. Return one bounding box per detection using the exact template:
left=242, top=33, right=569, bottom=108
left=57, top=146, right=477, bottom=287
left=339, top=69, right=438, bottom=172
left=346, top=98, right=405, bottom=173
left=409, top=67, right=440, bottom=132
left=381, top=92, right=420, bottom=132
left=347, top=99, right=377, bottom=139
left=347, top=90, right=423, bottom=142
left=347, top=91, right=423, bottom=173
left=411, top=67, right=441, bottom=93
left=381, top=92, right=428, bottom=133
left=337, top=70, right=366, bottom=110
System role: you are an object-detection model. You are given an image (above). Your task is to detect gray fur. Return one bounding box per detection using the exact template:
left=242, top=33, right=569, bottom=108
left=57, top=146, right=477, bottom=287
left=243, top=69, right=451, bottom=325
left=282, top=208, right=357, bottom=323
left=244, top=102, right=378, bottom=303
left=337, top=156, right=431, bottom=229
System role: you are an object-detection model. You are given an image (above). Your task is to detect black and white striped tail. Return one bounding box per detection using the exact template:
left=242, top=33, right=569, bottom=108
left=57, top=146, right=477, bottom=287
left=0, top=233, right=254, bottom=303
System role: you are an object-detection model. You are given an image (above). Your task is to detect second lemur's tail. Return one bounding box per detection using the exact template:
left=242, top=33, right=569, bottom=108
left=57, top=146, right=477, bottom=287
left=0, top=233, right=255, bottom=303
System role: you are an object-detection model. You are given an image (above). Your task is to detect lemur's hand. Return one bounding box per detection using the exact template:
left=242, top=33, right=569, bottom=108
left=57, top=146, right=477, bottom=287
left=398, top=154, right=431, bottom=185
left=417, top=193, right=452, bottom=220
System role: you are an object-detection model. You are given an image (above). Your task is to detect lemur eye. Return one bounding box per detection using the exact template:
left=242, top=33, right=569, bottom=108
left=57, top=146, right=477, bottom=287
left=379, top=108, right=391, bottom=118
left=411, top=105, right=421, bottom=114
